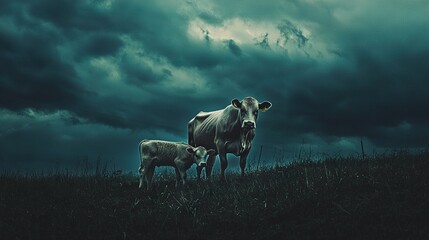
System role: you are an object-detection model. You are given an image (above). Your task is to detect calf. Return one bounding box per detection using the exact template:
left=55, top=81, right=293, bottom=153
left=138, top=140, right=215, bottom=191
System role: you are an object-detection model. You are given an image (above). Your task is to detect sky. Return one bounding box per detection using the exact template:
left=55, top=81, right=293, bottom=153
left=1, top=0, right=429, bottom=172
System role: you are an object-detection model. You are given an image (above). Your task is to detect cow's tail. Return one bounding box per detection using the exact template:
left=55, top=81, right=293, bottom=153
left=188, top=118, right=195, bottom=147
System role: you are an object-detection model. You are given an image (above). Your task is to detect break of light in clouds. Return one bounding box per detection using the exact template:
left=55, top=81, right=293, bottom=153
left=1, top=0, right=429, bottom=171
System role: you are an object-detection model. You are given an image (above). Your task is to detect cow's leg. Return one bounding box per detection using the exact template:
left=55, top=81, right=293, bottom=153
left=205, top=154, right=217, bottom=179
left=145, top=166, right=155, bottom=191
left=218, top=148, right=228, bottom=181
left=215, top=140, right=228, bottom=181
left=239, top=150, right=250, bottom=177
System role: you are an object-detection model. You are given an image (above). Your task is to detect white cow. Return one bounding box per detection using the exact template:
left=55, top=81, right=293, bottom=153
left=188, top=96, right=272, bottom=180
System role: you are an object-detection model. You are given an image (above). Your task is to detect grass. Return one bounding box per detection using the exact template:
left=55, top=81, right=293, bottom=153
left=1, top=150, right=428, bottom=239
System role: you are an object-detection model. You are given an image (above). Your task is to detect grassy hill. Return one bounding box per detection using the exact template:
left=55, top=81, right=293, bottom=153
left=1, top=151, right=428, bottom=239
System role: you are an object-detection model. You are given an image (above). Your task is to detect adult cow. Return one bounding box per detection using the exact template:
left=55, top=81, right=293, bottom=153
left=188, top=96, right=272, bottom=180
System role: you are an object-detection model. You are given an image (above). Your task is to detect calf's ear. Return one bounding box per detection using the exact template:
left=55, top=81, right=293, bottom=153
left=231, top=98, right=242, bottom=109
left=186, top=147, right=195, bottom=154
left=259, top=101, right=272, bottom=112
left=207, top=149, right=216, bottom=156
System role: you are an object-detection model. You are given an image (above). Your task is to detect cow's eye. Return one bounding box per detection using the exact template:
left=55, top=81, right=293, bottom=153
left=254, top=111, right=258, bottom=116
left=241, top=109, right=247, bottom=114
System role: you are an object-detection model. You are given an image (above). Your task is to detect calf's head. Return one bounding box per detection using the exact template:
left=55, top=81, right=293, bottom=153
left=232, top=97, right=272, bottom=129
left=186, top=146, right=216, bottom=167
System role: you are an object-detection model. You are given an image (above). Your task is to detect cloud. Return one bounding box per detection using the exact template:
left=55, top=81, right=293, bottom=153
left=0, top=0, right=429, bottom=170
left=76, top=32, right=123, bottom=59
left=277, top=20, right=309, bottom=48
left=254, top=33, right=271, bottom=50
left=225, top=39, right=242, bottom=56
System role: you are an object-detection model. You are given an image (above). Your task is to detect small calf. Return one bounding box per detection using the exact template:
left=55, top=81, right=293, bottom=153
left=138, top=140, right=215, bottom=191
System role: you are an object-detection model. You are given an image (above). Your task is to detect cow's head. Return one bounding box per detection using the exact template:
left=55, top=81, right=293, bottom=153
left=186, top=146, right=216, bottom=167
left=231, top=97, right=272, bottom=129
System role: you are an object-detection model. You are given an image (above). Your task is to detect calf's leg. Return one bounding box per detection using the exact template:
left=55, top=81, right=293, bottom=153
left=178, top=167, right=187, bottom=186
left=196, top=165, right=203, bottom=180
left=204, top=154, right=216, bottom=179
left=174, top=160, right=187, bottom=187
left=138, top=164, right=146, bottom=188
left=145, top=166, right=155, bottom=191
left=175, top=168, right=182, bottom=188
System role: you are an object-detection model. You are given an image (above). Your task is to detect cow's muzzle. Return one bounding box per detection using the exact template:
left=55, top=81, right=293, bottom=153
left=242, top=120, right=256, bottom=129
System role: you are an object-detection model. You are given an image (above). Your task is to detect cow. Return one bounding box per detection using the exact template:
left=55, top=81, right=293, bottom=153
left=188, top=96, right=272, bottom=180
left=138, top=140, right=215, bottom=191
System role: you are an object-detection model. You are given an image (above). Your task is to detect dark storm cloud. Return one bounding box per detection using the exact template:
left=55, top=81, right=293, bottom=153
left=77, top=32, right=123, bottom=58
left=225, top=39, right=242, bottom=56
left=0, top=109, right=142, bottom=171
left=0, top=12, right=87, bottom=111
left=1, top=0, right=429, bottom=170
left=0, top=0, right=191, bottom=120
left=278, top=20, right=309, bottom=48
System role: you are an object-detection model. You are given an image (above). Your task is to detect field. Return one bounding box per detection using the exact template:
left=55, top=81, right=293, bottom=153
left=1, top=151, right=428, bottom=240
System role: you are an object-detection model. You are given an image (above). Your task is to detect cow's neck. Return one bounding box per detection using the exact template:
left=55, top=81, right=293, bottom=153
left=222, top=109, right=254, bottom=155
left=230, top=109, right=254, bottom=153
left=231, top=108, right=242, bottom=131
left=224, top=109, right=243, bottom=135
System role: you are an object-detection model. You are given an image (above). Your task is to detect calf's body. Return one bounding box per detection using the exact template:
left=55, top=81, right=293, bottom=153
left=138, top=140, right=214, bottom=190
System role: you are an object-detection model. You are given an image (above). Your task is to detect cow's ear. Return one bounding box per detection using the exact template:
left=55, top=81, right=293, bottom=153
left=186, top=147, right=194, bottom=154
left=259, top=101, right=272, bottom=112
left=207, top=149, right=216, bottom=156
left=231, top=99, right=242, bottom=109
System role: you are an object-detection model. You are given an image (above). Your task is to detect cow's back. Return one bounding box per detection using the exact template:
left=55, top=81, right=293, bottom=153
left=188, top=110, right=222, bottom=150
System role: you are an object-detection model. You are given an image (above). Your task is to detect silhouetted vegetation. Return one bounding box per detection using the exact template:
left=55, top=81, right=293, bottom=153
left=1, top=150, right=428, bottom=239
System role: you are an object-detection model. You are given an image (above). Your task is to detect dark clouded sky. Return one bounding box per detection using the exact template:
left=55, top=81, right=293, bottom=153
left=1, top=0, right=429, bottom=172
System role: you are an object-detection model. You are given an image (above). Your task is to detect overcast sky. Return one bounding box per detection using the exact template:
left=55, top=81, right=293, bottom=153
left=1, top=0, right=428, bottom=172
